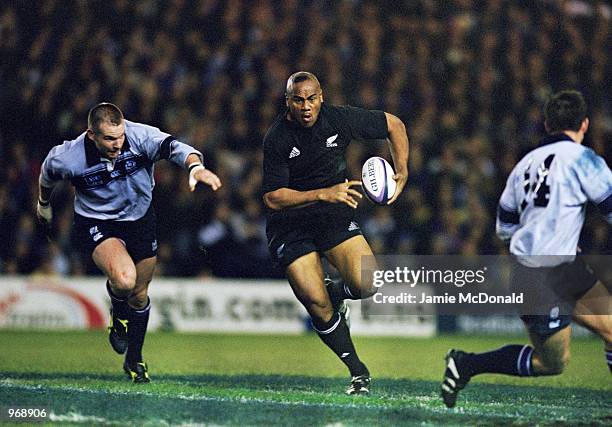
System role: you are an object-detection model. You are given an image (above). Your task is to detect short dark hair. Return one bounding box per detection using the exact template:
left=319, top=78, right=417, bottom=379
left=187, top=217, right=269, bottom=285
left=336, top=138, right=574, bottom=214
left=544, top=90, right=587, bottom=133
left=88, top=102, right=124, bottom=133
left=285, top=71, right=320, bottom=96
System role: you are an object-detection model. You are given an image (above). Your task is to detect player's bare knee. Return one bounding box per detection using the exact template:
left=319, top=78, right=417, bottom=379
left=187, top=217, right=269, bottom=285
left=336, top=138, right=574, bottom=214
left=110, top=269, right=137, bottom=294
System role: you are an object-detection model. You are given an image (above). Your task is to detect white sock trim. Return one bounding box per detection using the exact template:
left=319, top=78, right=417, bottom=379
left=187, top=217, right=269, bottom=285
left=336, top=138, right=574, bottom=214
left=517, top=344, right=529, bottom=375
left=312, top=313, right=341, bottom=335
left=130, top=299, right=151, bottom=314
left=343, top=283, right=356, bottom=299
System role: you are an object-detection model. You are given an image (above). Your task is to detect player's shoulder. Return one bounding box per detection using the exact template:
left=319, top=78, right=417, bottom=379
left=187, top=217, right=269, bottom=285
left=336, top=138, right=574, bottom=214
left=263, top=113, right=290, bottom=147
left=317, top=103, right=359, bottom=130
left=537, top=137, right=603, bottom=170
left=41, top=133, right=87, bottom=177
left=322, top=103, right=360, bottom=118
left=573, top=143, right=609, bottom=175
left=324, top=103, right=382, bottom=116
left=124, top=119, right=166, bottom=139
left=324, top=103, right=355, bottom=111
left=45, top=132, right=86, bottom=162
left=517, top=135, right=586, bottom=167
left=124, top=119, right=154, bottom=131
left=322, top=103, right=386, bottom=129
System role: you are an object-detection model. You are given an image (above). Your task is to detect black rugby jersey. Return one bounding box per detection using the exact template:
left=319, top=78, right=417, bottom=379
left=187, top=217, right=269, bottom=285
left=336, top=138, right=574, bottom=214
left=263, top=103, right=388, bottom=222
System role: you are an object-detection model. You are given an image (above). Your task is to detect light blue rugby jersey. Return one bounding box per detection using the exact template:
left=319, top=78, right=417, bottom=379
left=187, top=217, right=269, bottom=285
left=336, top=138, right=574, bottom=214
left=496, top=133, right=612, bottom=265
left=40, top=120, right=202, bottom=221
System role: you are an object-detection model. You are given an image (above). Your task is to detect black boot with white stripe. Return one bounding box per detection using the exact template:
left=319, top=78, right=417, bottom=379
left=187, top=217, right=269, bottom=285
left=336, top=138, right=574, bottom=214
left=441, top=349, right=472, bottom=408
left=346, top=374, right=371, bottom=395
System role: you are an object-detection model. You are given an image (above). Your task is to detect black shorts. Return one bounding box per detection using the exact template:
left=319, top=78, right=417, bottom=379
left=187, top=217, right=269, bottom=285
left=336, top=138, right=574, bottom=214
left=512, top=256, right=597, bottom=337
left=73, top=206, right=158, bottom=263
left=266, top=205, right=362, bottom=268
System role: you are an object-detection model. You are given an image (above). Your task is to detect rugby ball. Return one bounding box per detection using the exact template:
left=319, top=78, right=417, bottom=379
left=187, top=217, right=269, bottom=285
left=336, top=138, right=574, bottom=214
left=361, top=157, right=396, bottom=205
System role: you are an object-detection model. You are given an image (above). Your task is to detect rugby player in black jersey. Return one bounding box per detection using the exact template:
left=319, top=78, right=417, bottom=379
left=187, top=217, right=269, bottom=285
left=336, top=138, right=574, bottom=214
left=262, top=72, right=409, bottom=394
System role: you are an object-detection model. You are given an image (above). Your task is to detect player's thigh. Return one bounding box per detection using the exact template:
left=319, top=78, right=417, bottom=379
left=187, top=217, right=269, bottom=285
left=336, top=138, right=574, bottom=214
left=286, top=252, right=332, bottom=316
left=92, top=238, right=137, bottom=289
left=129, top=256, right=157, bottom=307
left=324, top=235, right=375, bottom=293
left=527, top=325, right=572, bottom=374
left=573, top=280, right=612, bottom=346
left=120, top=207, right=158, bottom=264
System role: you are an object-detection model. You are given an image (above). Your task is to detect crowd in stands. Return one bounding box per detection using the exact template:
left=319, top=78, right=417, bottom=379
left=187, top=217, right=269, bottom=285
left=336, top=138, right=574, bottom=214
left=0, top=0, right=610, bottom=278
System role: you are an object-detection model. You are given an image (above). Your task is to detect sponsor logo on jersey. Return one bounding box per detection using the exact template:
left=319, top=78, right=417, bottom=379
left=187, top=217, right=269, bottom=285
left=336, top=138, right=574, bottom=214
left=348, top=221, right=359, bottom=231
left=74, top=153, right=150, bottom=190
left=289, top=147, right=301, bottom=159
left=326, top=134, right=339, bottom=147
left=548, top=306, right=560, bottom=329
left=84, top=174, right=104, bottom=186
left=124, top=159, right=137, bottom=172
left=93, top=232, right=103, bottom=242
left=548, top=319, right=561, bottom=329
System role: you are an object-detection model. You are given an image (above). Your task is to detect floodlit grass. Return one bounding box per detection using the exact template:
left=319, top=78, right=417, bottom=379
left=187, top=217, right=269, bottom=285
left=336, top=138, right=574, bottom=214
left=1, top=330, right=610, bottom=425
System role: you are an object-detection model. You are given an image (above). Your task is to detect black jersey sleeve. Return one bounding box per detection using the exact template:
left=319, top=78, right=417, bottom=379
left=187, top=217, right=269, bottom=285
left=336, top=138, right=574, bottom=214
left=262, top=132, right=290, bottom=194
left=332, top=105, right=388, bottom=140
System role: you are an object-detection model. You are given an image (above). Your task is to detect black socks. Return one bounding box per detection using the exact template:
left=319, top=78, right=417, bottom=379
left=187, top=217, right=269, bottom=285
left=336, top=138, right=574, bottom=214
left=125, top=300, right=151, bottom=366
left=465, top=344, right=535, bottom=377
left=312, top=312, right=368, bottom=377
left=107, top=281, right=150, bottom=365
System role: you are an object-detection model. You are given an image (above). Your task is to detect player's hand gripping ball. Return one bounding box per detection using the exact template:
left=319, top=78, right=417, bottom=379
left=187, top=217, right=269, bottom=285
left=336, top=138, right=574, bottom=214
left=361, top=157, right=397, bottom=205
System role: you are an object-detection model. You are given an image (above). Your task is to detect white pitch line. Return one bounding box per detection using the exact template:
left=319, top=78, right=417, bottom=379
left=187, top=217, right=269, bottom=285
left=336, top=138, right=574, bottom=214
left=0, top=378, right=599, bottom=418
left=48, top=412, right=109, bottom=424
left=0, top=380, right=387, bottom=410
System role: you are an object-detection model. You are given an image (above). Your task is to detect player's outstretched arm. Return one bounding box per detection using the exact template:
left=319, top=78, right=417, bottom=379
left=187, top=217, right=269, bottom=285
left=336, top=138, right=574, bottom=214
left=37, top=180, right=55, bottom=240
left=263, top=180, right=363, bottom=211
left=384, top=112, right=409, bottom=205
left=186, top=155, right=222, bottom=192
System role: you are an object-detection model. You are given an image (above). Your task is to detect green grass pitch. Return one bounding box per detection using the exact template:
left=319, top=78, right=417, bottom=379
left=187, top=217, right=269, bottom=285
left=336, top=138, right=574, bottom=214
left=1, top=330, right=610, bottom=426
